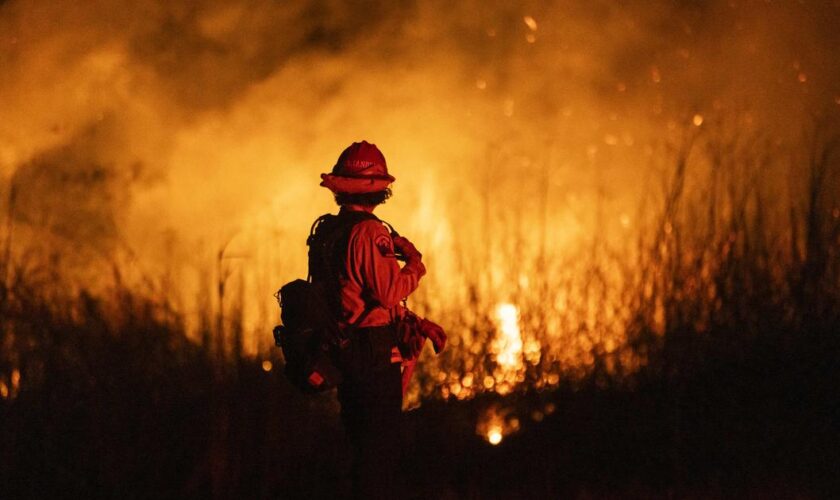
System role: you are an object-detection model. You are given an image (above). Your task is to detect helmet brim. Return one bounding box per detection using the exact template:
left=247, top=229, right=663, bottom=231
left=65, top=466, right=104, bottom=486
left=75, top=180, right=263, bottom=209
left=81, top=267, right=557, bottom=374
left=320, top=173, right=395, bottom=194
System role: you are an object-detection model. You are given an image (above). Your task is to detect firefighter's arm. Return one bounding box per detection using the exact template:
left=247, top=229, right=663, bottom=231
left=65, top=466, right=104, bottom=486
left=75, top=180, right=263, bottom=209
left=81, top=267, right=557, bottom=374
left=348, top=220, right=425, bottom=309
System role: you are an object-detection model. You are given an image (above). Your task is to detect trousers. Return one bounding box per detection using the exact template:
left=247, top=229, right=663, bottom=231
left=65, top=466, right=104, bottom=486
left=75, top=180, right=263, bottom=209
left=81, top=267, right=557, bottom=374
left=336, top=325, right=403, bottom=500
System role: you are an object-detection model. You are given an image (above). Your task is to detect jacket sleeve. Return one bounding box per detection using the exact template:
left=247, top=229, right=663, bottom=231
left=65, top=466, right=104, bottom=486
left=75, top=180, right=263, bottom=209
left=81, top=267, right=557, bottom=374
left=347, top=220, right=426, bottom=309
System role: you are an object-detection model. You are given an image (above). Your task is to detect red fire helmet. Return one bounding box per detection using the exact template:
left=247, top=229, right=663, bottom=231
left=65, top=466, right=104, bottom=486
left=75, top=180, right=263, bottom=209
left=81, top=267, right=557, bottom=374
left=320, top=140, right=396, bottom=194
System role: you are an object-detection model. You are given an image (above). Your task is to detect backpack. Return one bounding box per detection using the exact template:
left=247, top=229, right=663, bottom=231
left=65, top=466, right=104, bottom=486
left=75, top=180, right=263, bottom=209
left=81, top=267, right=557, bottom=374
left=272, top=211, right=382, bottom=393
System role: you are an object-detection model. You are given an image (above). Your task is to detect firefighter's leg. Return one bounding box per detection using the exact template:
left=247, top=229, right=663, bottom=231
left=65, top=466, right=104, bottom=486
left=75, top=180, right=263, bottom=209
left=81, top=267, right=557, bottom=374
left=338, top=327, right=403, bottom=499
left=354, top=361, right=402, bottom=499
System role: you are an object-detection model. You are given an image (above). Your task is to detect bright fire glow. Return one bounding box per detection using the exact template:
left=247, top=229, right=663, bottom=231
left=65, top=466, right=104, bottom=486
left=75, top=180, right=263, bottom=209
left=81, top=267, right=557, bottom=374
left=493, top=303, right=522, bottom=368
left=490, top=303, right=524, bottom=395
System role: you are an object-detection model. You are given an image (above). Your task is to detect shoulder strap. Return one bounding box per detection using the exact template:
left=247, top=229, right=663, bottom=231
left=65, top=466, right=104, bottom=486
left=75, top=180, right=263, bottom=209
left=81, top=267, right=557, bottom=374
left=307, top=211, right=379, bottom=281
left=378, top=219, right=399, bottom=237
left=306, top=214, right=332, bottom=282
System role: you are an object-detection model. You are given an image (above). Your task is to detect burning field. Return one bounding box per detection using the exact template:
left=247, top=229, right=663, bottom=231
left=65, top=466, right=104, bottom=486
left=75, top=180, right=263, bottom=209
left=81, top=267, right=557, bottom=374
left=1, top=0, right=839, bottom=498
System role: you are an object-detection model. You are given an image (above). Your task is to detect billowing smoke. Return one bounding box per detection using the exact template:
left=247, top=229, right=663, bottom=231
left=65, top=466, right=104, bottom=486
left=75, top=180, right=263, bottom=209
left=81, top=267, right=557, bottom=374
left=1, top=0, right=839, bottom=358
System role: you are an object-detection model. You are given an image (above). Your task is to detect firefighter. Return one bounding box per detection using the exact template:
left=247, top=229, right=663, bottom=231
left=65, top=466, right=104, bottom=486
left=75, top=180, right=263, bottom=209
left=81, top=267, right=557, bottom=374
left=314, top=140, right=439, bottom=499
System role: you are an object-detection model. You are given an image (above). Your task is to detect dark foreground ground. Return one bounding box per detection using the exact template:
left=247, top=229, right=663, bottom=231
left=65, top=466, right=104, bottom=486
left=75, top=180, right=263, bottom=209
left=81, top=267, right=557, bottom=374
left=1, top=318, right=837, bottom=499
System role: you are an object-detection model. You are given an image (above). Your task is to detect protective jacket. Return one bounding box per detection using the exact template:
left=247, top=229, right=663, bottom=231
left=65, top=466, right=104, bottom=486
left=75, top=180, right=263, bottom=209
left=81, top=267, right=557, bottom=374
left=311, top=207, right=425, bottom=329
left=342, top=212, right=425, bottom=326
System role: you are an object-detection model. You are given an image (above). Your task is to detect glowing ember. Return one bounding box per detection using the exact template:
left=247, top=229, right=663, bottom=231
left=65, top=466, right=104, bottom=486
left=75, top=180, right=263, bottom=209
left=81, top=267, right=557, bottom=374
left=651, top=66, right=662, bottom=83
left=620, top=214, right=631, bottom=228
left=523, top=16, right=538, bottom=31
left=503, top=98, right=515, bottom=117
left=693, top=114, right=704, bottom=126
left=261, top=360, right=273, bottom=372
left=477, top=405, right=517, bottom=445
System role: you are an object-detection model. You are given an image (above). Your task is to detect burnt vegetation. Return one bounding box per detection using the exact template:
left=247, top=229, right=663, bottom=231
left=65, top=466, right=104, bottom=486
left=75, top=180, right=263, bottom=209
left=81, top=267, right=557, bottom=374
left=1, top=119, right=839, bottom=499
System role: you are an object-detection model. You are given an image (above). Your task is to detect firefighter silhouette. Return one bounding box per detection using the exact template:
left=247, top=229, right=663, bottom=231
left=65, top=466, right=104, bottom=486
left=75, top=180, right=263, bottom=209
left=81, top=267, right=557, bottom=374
left=313, top=141, right=445, bottom=498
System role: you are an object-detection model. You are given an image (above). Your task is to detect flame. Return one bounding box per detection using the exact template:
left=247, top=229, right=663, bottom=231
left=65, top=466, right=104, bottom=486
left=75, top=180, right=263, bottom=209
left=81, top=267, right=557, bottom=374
left=491, top=303, right=524, bottom=395
left=1, top=370, right=22, bottom=400
left=493, top=303, right=522, bottom=368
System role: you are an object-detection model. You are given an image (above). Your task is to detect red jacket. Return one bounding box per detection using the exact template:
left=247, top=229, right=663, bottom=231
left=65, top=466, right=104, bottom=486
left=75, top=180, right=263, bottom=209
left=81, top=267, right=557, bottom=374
left=337, top=209, right=426, bottom=328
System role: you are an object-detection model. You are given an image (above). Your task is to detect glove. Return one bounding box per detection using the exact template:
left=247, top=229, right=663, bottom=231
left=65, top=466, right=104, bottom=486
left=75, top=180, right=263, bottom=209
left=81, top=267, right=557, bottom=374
left=392, top=235, right=422, bottom=260
left=407, top=331, right=425, bottom=359
left=419, top=318, right=447, bottom=354
left=397, top=311, right=426, bottom=360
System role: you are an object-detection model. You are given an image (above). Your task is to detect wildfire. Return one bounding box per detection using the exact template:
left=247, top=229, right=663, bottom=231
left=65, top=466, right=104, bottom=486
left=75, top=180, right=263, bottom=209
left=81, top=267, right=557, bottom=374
left=2, top=0, right=836, bottom=410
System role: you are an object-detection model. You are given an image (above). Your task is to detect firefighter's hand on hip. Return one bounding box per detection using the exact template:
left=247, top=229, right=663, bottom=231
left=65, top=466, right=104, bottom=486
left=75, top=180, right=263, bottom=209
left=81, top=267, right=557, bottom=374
left=392, top=235, right=422, bottom=261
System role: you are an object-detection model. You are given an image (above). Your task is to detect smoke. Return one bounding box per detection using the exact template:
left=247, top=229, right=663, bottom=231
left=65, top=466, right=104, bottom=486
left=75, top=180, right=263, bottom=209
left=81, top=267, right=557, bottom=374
left=1, top=0, right=839, bottom=346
